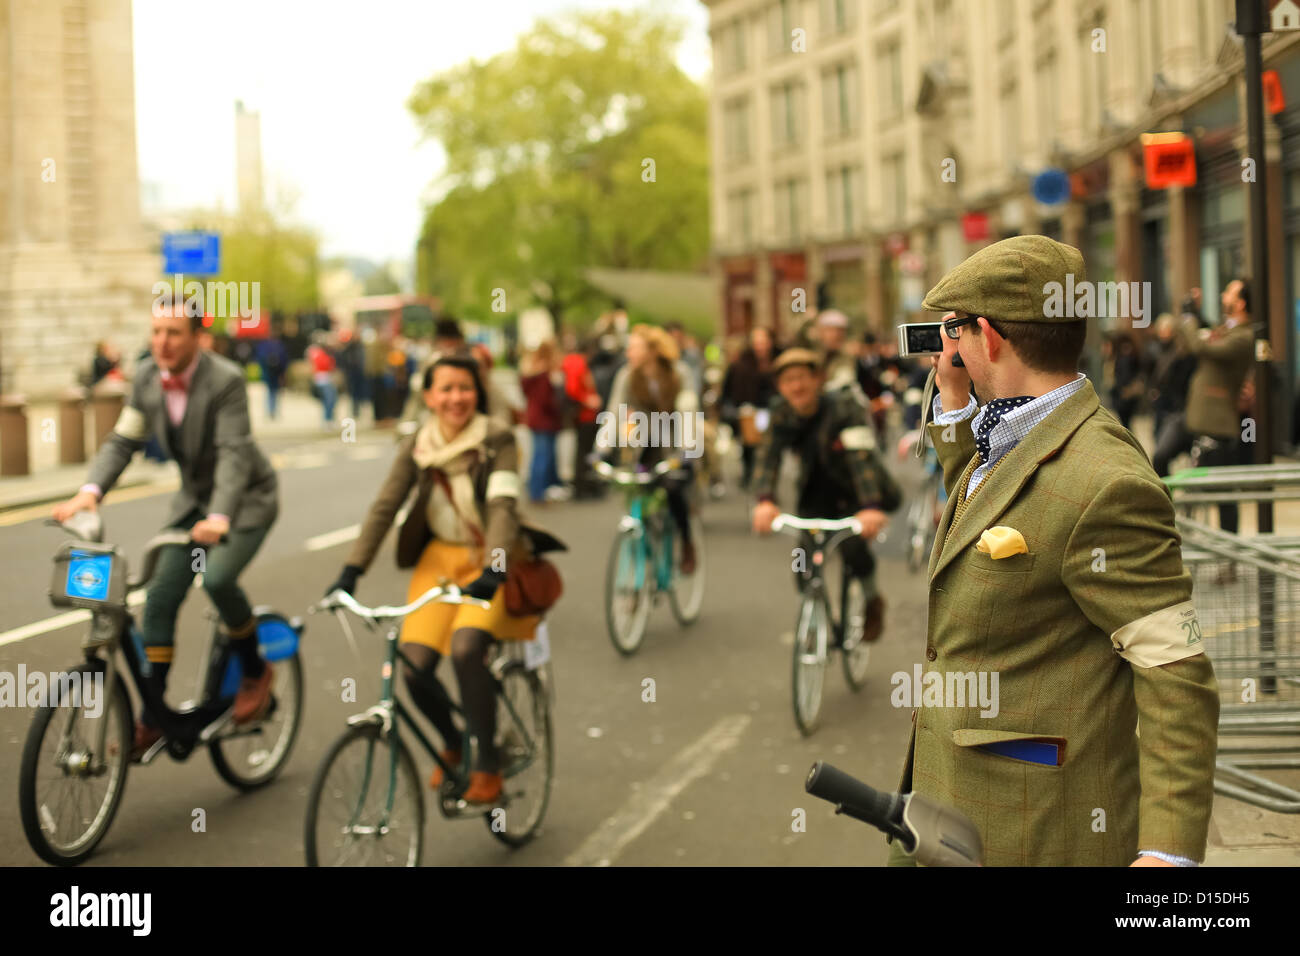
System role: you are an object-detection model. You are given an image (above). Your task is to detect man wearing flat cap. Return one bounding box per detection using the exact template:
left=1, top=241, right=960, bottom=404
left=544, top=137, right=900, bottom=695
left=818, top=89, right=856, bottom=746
left=752, top=348, right=903, bottom=651
left=889, top=235, right=1218, bottom=866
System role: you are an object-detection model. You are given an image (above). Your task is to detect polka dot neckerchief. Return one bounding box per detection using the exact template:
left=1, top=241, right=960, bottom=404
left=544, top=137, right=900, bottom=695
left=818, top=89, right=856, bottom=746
left=974, top=395, right=1035, bottom=464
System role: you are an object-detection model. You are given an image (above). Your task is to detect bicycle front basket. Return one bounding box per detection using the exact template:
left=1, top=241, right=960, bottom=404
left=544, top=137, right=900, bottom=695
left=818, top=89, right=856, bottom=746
left=49, top=540, right=127, bottom=611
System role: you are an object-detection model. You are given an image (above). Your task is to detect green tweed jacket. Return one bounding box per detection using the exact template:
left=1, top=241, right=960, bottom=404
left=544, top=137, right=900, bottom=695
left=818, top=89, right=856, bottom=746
left=888, top=378, right=1218, bottom=866
left=1180, top=320, right=1255, bottom=439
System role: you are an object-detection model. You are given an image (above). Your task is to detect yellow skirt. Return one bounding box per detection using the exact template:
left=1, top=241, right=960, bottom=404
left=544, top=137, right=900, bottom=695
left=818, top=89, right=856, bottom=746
left=401, top=539, right=540, bottom=653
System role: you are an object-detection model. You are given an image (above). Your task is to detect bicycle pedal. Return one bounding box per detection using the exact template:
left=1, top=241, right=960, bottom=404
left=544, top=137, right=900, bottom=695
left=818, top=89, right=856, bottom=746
left=136, top=737, right=168, bottom=766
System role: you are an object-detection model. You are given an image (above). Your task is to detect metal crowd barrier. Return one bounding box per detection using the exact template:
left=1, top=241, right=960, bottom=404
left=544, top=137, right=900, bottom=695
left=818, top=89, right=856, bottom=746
left=1165, top=464, right=1300, bottom=812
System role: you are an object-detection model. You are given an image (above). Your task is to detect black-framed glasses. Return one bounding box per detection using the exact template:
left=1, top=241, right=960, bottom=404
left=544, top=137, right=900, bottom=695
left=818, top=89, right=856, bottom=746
left=942, top=316, right=978, bottom=339
left=943, top=315, right=1005, bottom=339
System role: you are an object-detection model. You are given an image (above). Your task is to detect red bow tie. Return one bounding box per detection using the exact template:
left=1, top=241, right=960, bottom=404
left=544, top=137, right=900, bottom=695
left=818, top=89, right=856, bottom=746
left=161, top=376, right=187, bottom=393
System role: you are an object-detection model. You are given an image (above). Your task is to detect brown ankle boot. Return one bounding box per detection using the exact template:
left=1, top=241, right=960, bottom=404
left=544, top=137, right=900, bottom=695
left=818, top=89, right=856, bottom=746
left=429, top=749, right=462, bottom=789
left=462, top=771, right=503, bottom=804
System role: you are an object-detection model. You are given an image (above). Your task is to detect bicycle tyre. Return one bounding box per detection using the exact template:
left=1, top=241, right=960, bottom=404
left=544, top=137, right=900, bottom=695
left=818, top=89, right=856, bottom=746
left=19, top=664, right=132, bottom=866
left=669, top=513, right=707, bottom=625
left=605, top=529, right=652, bottom=656
left=304, top=723, right=424, bottom=867
left=210, top=652, right=303, bottom=791
left=791, top=595, right=828, bottom=736
left=841, top=577, right=871, bottom=691
left=486, top=661, right=554, bottom=847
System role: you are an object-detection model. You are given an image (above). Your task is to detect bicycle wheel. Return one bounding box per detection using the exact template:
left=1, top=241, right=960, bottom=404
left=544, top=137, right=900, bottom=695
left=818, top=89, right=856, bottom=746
left=605, top=528, right=652, bottom=656
left=304, top=724, right=424, bottom=867
left=669, top=513, right=706, bottom=625
left=210, top=653, right=303, bottom=790
left=486, top=661, right=553, bottom=847
left=791, top=595, right=828, bottom=736
left=19, top=664, right=132, bottom=866
left=841, top=577, right=871, bottom=691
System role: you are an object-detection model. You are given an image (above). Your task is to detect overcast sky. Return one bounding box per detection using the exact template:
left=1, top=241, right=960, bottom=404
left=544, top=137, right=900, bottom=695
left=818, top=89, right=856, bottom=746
left=133, top=0, right=711, bottom=268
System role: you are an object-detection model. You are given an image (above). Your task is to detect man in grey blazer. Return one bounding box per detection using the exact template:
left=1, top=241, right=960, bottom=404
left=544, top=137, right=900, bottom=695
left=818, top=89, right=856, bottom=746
left=53, top=304, right=279, bottom=757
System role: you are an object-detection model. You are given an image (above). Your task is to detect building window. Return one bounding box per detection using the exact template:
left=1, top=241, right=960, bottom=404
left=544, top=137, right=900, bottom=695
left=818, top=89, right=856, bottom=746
left=771, top=80, right=803, bottom=149
left=774, top=178, right=808, bottom=243
left=821, top=0, right=853, bottom=34
left=826, top=165, right=862, bottom=236
left=879, top=41, right=902, bottom=120
left=769, top=0, right=797, bottom=56
left=715, top=20, right=748, bottom=75
left=728, top=188, right=757, bottom=246
left=822, top=60, right=858, bottom=139
left=724, top=98, right=752, bottom=163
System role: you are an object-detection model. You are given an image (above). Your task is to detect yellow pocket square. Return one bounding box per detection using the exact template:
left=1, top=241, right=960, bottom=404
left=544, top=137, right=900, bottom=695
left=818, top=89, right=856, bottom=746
left=976, top=526, right=1028, bottom=559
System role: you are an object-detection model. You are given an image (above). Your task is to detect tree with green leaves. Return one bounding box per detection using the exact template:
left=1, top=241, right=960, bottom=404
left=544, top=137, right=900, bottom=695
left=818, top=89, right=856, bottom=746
left=409, top=6, right=709, bottom=328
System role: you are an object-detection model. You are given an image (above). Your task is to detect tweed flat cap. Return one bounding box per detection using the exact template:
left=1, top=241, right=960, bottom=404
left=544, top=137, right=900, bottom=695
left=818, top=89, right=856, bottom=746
left=922, top=235, right=1086, bottom=323
left=772, top=347, right=822, bottom=375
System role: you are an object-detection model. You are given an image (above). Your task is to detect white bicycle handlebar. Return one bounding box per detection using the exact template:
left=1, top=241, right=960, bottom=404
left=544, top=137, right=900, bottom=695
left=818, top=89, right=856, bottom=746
left=315, top=583, right=490, bottom=622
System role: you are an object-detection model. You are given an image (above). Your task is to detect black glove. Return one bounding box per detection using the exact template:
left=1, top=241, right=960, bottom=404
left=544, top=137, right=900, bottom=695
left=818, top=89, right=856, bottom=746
left=327, top=565, right=362, bottom=597
left=464, top=568, right=506, bottom=602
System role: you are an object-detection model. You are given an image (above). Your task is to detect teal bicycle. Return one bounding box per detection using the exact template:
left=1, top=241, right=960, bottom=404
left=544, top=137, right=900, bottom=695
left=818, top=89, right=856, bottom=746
left=595, top=458, right=706, bottom=656
left=303, top=584, right=554, bottom=866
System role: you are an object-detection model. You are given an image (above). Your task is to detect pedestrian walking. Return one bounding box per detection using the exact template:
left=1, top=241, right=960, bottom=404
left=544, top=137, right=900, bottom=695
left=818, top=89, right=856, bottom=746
left=721, top=325, right=778, bottom=490
left=890, top=235, right=1218, bottom=867
left=256, top=334, right=288, bottom=420
left=307, top=334, right=338, bottom=427
left=561, top=337, right=603, bottom=499
left=519, top=340, right=565, bottom=503
left=1148, top=312, right=1198, bottom=476
left=1181, top=278, right=1256, bottom=535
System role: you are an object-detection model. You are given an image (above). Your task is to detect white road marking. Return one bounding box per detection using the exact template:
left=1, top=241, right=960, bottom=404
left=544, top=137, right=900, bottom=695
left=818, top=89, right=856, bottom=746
left=0, top=590, right=146, bottom=647
left=563, top=714, right=750, bottom=867
left=304, top=524, right=361, bottom=552
left=347, top=445, right=385, bottom=461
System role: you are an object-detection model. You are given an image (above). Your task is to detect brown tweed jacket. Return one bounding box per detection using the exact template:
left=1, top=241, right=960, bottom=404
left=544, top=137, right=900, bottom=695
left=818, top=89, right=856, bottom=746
left=1180, top=319, right=1255, bottom=439
left=888, top=378, right=1219, bottom=866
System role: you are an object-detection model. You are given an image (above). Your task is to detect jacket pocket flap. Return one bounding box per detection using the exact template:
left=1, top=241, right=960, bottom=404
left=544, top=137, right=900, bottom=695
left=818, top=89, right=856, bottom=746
left=952, top=729, right=1066, bottom=766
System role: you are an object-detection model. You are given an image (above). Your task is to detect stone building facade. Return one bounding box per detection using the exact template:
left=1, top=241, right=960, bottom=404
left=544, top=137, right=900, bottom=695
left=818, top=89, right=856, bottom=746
left=0, top=0, right=155, bottom=396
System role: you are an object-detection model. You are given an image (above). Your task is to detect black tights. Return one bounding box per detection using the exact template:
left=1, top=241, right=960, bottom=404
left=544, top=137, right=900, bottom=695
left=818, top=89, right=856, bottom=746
left=665, top=475, right=693, bottom=546
left=401, top=628, right=500, bottom=773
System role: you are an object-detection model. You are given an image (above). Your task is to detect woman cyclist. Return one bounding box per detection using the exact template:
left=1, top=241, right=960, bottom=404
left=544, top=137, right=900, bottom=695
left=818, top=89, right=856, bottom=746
left=326, top=354, right=561, bottom=804
left=605, top=324, right=699, bottom=573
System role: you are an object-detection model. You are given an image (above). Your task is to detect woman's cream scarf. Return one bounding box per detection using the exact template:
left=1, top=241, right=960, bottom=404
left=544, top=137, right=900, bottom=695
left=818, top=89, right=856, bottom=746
left=412, top=413, right=489, bottom=550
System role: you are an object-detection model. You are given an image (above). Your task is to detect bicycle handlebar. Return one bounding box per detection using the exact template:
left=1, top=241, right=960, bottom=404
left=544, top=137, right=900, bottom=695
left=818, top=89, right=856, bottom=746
left=312, top=583, right=491, bottom=622
left=805, top=761, right=909, bottom=844
left=592, top=457, right=682, bottom=486
left=805, top=761, right=984, bottom=866
left=771, top=514, right=863, bottom=536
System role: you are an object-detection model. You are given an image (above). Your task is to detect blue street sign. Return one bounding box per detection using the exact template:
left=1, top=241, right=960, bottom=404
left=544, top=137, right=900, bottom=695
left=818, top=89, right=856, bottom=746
left=1032, top=168, right=1071, bottom=206
left=162, top=232, right=221, bottom=275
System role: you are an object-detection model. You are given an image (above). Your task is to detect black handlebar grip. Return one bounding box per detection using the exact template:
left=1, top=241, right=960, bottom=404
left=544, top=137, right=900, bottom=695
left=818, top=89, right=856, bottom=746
left=805, top=761, right=905, bottom=832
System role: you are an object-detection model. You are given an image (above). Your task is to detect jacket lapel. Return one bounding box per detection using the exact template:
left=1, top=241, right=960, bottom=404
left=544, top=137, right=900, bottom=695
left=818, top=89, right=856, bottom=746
left=928, top=379, right=1101, bottom=583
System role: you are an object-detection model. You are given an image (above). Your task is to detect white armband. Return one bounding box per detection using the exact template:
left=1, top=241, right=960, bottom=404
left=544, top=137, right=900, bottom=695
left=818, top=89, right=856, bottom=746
left=114, top=406, right=150, bottom=441
left=1111, top=600, right=1206, bottom=668
left=486, top=471, right=520, bottom=500
left=839, top=425, right=876, bottom=451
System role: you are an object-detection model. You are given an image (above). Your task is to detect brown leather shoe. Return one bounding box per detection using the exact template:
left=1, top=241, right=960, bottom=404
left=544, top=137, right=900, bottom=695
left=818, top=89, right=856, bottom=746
left=429, top=749, right=463, bottom=789
left=131, top=722, right=163, bottom=762
left=232, top=664, right=274, bottom=724
left=861, top=596, right=885, bottom=643
left=680, top=539, right=697, bottom=576
left=461, top=771, right=504, bottom=804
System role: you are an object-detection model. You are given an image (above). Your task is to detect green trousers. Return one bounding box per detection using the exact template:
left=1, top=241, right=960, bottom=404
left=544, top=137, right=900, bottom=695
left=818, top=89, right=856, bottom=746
left=140, top=510, right=271, bottom=652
